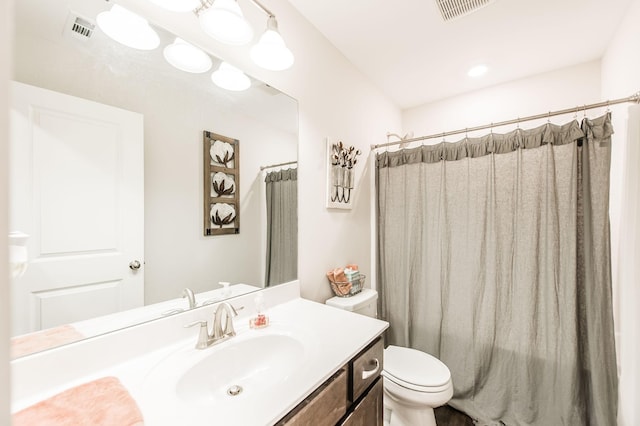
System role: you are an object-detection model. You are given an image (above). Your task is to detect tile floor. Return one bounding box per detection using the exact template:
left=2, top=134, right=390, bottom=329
left=434, top=405, right=475, bottom=425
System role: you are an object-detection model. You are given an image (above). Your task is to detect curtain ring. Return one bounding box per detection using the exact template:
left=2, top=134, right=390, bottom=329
left=606, top=100, right=611, bottom=113
left=547, top=111, right=551, bottom=123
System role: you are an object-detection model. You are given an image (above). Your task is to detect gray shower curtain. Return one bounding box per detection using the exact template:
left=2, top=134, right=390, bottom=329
left=265, top=168, right=298, bottom=287
left=376, top=114, right=617, bottom=425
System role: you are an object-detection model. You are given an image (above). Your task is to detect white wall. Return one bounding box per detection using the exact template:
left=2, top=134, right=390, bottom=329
left=0, top=0, right=11, bottom=421
left=403, top=60, right=602, bottom=141
left=601, top=0, right=640, bottom=423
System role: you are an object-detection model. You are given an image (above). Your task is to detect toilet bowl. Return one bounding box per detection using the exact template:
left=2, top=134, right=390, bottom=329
left=326, top=289, right=453, bottom=426
left=382, top=345, right=453, bottom=426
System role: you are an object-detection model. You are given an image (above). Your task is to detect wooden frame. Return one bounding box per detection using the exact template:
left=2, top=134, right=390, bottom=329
left=203, top=131, right=240, bottom=236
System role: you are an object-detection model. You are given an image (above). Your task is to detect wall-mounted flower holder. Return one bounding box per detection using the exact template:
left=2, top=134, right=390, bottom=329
left=326, top=138, right=361, bottom=209
left=204, top=131, right=240, bottom=236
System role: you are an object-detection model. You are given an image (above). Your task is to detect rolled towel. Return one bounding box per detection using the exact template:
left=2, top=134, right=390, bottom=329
left=346, top=263, right=359, bottom=271
left=13, top=376, right=144, bottom=426
left=326, top=269, right=336, bottom=283
left=332, top=267, right=347, bottom=283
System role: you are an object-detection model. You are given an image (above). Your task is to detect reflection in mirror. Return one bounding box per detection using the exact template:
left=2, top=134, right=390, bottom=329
left=9, top=0, right=298, bottom=358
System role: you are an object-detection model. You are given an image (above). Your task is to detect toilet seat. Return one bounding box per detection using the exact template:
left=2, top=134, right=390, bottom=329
left=383, top=345, right=452, bottom=393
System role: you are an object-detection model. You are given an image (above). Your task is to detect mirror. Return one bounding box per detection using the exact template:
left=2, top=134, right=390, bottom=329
left=9, top=0, right=298, bottom=358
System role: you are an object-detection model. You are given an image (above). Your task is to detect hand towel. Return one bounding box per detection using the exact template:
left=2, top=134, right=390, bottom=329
left=11, top=324, right=85, bottom=359
left=13, top=376, right=144, bottom=426
left=332, top=267, right=347, bottom=283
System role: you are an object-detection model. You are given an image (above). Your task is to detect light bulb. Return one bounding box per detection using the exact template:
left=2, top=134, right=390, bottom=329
left=211, top=62, right=251, bottom=91
left=163, top=38, right=212, bottom=73
left=96, top=4, right=160, bottom=50
left=199, top=0, right=253, bottom=46
left=250, top=17, right=294, bottom=71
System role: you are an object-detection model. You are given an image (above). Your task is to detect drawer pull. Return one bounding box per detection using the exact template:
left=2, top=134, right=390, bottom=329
left=361, top=358, right=380, bottom=380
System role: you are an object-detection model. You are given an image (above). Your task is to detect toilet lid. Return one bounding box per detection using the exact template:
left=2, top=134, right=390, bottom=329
left=384, top=345, right=451, bottom=389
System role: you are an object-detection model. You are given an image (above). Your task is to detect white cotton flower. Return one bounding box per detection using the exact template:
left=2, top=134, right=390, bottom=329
left=210, top=140, right=235, bottom=166
left=212, top=172, right=235, bottom=196
left=210, top=203, right=236, bottom=227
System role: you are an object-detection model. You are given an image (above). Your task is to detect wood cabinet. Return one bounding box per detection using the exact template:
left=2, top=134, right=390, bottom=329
left=277, top=336, right=384, bottom=426
left=341, top=378, right=384, bottom=426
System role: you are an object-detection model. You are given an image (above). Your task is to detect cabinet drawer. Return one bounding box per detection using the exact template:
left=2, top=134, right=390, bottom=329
left=351, top=337, right=383, bottom=402
left=340, top=377, right=384, bottom=426
left=277, top=368, right=348, bottom=426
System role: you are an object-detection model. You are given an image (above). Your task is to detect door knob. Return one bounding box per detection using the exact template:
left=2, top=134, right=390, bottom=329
left=129, top=260, right=142, bottom=270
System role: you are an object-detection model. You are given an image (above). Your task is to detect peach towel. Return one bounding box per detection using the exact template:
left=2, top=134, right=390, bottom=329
left=11, top=324, right=85, bottom=359
left=327, top=267, right=347, bottom=283
left=13, top=376, right=144, bottom=426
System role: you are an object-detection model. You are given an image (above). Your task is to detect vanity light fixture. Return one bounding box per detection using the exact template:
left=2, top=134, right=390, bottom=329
left=211, top=62, right=251, bottom=91
left=163, top=38, right=213, bottom=73
left=198, top=0, right=254, bottom=46
left=194, top=0, right=295, bottom=71
left=147, top=0, right=201, bottom=12
left=250, top=16, right=294, bottom=71
left=96, top=4, right=160, bottom=50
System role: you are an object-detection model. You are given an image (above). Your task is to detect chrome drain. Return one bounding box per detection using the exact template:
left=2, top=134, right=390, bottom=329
left=227, top=385, right=243, bottom=396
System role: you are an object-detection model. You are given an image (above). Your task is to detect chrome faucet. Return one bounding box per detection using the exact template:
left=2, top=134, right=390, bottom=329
left=212, top=302, right=238, bottom=340
left=185, top=302, right=239, bottom=349
left=182, top=288, right=197, bottom=309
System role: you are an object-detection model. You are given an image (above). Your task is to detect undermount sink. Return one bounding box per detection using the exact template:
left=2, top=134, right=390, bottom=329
left=175, top=333, right=305, bottom=405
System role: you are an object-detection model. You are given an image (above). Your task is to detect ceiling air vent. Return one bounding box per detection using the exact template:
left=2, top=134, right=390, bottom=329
left=436, top=0, right=495, bottom=21
left=63, top=12, right=96, bottom=41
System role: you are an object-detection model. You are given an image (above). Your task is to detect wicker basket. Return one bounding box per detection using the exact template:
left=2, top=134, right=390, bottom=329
left=329, top=274, right=366, bottom=298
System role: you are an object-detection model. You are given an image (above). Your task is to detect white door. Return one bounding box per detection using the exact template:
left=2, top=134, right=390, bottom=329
left=9, top=81, right=144, bottom=336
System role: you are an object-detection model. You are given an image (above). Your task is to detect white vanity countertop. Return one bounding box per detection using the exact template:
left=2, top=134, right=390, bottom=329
left=12, top=282, right=388, bottom=425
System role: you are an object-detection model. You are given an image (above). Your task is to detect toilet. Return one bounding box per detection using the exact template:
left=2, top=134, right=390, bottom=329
left=326, top=289, right=453, bottom=426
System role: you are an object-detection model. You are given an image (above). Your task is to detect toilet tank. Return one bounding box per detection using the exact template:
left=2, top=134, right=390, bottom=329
left=325, top=288, right=378, bottom=318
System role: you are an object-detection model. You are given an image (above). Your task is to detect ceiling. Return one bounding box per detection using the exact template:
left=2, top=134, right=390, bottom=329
left=287, top=0, right=635, bottom=110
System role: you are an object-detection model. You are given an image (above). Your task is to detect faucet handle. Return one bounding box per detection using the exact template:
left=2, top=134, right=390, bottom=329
left=184, top=320, right=207, bottom=328
left=185, top=320, right=210, bottom=349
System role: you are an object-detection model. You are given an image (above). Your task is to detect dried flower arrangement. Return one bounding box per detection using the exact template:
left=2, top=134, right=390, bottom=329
left=329, top=140, right=362, bottom=206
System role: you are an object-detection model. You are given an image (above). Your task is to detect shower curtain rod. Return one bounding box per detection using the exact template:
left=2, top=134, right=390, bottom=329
left=372, top=91, right=640, bottom=150
left=260, top=160, right=297, bottom=170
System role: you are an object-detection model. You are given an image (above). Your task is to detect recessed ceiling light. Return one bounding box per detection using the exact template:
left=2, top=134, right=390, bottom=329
left=467, top=64, right=488, bottom=78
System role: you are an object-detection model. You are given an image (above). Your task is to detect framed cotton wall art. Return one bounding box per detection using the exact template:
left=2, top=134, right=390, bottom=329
left=203, top=131, right=240, bottom=236
left=326, top=138, right=361, bottom=210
